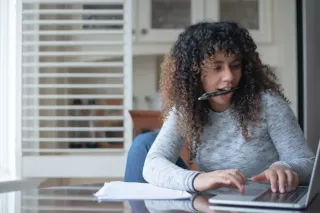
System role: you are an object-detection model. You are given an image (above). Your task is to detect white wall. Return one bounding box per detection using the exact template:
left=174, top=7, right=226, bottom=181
left=302, top=0, right=320, bottom=151
left=132, top=55, right=159, bottom=110
left=270, top=0, right=298, bottom=115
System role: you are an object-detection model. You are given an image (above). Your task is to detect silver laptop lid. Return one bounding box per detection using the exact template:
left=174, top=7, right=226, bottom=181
left=305, top=141, right=320, bottom=205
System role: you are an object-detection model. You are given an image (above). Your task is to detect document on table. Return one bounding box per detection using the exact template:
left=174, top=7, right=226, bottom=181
left=94, top=181, right=192, bottom=201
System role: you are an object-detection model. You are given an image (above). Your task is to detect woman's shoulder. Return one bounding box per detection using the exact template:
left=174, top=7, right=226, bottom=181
left=261, top=91, right=289, bottom=107
left=260, top=91, right=291, bottom=113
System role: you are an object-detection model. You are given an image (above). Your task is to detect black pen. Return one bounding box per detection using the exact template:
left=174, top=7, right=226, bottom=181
left=198, top=87, right=239, bottom=101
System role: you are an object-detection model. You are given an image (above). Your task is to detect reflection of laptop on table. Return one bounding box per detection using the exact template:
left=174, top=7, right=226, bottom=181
left=209, top=205, right=307, bottom=213
left=209, top=205, right=308, bottom=213
left=209, top=142, right=320, bottom=209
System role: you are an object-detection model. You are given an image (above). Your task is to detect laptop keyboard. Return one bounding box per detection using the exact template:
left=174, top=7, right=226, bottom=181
left=253, top=187, right=308, bottom=203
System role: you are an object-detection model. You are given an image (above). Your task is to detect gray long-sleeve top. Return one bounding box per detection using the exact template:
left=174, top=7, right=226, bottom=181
left=142, top=93, right=315, bottom=192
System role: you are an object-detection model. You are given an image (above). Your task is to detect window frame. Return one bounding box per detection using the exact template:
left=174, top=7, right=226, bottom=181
left=0, top=0, right=20, bottom=181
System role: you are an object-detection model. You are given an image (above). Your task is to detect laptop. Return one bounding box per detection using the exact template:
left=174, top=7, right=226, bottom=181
left=208, top=141, right=320, bottom=209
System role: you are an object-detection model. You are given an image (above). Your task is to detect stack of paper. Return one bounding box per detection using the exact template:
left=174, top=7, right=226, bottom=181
left=94, top=181, right=192, bottom=201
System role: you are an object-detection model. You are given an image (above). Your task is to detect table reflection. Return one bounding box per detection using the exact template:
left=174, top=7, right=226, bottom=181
left=0, top=183, right=315, bottom=213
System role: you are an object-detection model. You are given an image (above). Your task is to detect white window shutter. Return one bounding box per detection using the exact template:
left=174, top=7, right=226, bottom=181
left=18, top=0, right=133, bottom=178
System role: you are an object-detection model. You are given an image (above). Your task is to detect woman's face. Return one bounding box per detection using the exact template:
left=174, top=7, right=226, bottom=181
left=201, top=51, right=242, bottom=112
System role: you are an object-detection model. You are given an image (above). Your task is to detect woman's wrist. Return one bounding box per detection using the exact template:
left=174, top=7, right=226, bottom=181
left=192, top=172, right=203, bottom=192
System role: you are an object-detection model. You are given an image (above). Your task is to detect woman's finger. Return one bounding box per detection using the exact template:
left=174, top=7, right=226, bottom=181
left=266, top=170, right=278, bottom=193
left=276, top=170, right=287, bottom=193
left=292, top=172, right=299, bottom=190
left=212, top=176, right=234, bottom=189
left=234, top=169, right=247, bottom=184
left=223, top=173, right=244, bottom=192
left=227, top=171, right=246, bottom=185
left=284, top=170, right=294, bottom=191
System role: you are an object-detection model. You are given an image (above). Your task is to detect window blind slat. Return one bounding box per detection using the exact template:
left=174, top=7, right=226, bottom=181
left=23, top=94, right=124, bottom=99
left=23, top=30, right=124, bottom=35
left=23, top=138, right=124, bottom=142
left=23, top=116, right=124, bottom=120
left=23, top=51, right=123, bottom=56
left=23, top=84, right=124, bottom=88
left=22, top=105, right=124, bottom=110
left=23, top=73, right=124, bottom=78
left=23, top=0, right=124, bottom=4
left=23, top=41, right=123, bottom=46
left=22, top=127, right=124, bottom=131
left=23, top=20, right=124, bottom=25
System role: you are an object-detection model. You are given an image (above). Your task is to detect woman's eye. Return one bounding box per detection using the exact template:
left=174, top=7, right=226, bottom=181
left=213, top=66, right=222, bottom=71
left=231, top=63, right=241, bottom=69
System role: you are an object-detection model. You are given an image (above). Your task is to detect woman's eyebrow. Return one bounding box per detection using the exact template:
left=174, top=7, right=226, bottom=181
left=211, top=59, right=241, bottom=64
left=231, top=59, right=242, bottom=63
left=212, top=60, right=224, bottom=64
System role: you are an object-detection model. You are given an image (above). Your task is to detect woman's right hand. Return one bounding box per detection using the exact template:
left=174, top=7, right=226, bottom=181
left=193, top=169, right=247, bottom=192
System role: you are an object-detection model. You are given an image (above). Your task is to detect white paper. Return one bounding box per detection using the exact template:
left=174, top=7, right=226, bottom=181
left=94, top=181, right=192, bottom=201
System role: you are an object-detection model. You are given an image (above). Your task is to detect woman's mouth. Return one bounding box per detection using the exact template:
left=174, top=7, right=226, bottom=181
left=216, top=87, right=237, bottom=100
left=198, top=87, right=239, bottom=101
left=217, top=88, right=232, bottom=91
left=217, top=87, right=237, bottom=94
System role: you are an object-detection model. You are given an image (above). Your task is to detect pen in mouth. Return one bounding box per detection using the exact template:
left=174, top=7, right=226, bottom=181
left=198, top=87, right=239, bottom=101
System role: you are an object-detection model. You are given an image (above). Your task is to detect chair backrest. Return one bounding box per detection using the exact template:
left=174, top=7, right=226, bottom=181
left=129, top=110, right=162, bottom=137
left=129, top=110, right=199, bottom=171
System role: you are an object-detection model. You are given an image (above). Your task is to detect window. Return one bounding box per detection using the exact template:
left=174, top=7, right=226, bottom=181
left=0, top=0, right=18, bottom=180
left=1, top=0, right=132, bottom=180
left=17, top=0, right=132, bottom=178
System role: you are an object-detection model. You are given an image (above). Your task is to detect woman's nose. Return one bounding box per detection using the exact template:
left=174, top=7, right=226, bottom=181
left=221, top=66, right=234, bottom=82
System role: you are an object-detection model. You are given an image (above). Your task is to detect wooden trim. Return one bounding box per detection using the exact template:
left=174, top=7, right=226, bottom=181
left=129, top=110, right=161, bottom=118
left=129, top=110, right=162, bottom=137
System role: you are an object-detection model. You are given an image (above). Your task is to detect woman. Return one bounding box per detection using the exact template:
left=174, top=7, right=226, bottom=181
left=124, top=21, right=315, bottom=194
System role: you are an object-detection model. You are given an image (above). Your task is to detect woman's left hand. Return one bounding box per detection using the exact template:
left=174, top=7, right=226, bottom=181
left=251, top=165, right=299, bottom=193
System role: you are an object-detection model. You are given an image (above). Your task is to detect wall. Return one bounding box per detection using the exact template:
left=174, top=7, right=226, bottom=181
left=302, top=0, right=320, bottom=151
left=270, top=0, right=298, bottom=115
left=132, top=55, right=159, bottom=110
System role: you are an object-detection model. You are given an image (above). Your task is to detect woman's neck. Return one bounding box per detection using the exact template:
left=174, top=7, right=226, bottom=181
left=208, top=100, right=231, bottom=112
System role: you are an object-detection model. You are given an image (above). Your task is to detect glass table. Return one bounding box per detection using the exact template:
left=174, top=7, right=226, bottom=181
left=1, top=181, right=320, bottom=213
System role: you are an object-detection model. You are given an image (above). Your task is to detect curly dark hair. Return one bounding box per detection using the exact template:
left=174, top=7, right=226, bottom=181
left=159, top=21, right=289, bottom=166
